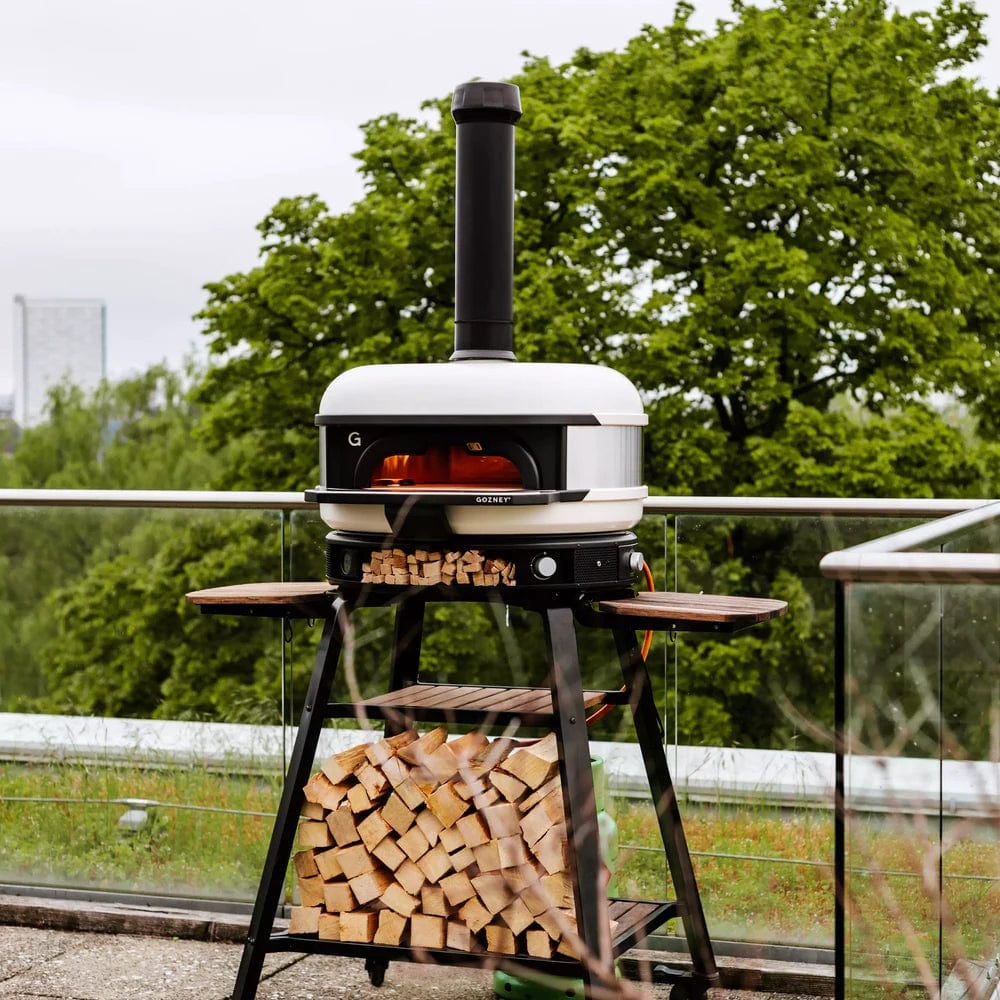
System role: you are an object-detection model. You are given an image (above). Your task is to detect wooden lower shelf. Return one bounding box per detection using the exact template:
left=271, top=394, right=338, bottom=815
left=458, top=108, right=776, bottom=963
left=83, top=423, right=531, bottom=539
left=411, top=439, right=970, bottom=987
left=327, top=683, right=628, bottom=727
left=271, top=898, right=678, bottom=972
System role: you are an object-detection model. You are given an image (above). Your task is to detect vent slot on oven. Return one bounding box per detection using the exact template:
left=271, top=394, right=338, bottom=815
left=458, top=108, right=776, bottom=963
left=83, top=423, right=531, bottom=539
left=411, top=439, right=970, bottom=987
left=573, top=545, right=618, bottom=585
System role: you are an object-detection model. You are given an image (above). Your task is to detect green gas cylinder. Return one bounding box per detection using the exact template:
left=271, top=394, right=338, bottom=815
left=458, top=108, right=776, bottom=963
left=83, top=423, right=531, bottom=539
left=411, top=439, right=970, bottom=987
left=493, top=756, right=619, bottom=1000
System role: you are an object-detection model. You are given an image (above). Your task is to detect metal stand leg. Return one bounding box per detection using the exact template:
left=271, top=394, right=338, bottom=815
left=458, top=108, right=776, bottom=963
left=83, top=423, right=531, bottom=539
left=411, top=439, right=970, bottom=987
left=612, top=627, right=719, bottom=998
left=543, top=606, right=615, bottom=997
left=384, top=595, right=426, bottom=736
left=232, top=599, right=349, bottom=1000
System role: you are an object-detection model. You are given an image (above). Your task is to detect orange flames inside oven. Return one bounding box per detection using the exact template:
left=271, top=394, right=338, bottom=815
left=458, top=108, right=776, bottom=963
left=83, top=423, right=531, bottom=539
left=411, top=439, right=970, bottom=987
left=371, top=445, right=522, bottom=490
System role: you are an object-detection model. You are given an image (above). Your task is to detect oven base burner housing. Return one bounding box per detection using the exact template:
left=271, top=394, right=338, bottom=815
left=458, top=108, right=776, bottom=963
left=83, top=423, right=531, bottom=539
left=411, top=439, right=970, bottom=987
left=325, top=530, right=642, bottom=594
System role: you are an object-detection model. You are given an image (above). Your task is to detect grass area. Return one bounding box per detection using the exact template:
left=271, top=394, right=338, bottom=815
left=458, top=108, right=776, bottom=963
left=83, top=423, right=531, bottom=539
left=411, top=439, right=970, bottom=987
left=3, top=758, right=997, bottom=995
left=0, top=760, right=282, bottom=900
left=613, top=796, right=834, bottom=947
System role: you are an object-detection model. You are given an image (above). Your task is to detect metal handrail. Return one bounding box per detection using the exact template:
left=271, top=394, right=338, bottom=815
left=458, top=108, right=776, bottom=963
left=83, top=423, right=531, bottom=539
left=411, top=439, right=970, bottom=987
left=820, top=501, right=1000, bottom=584
left=0, top=488, right=989, bottom=518
left=0, top=489, right=311, bottom=509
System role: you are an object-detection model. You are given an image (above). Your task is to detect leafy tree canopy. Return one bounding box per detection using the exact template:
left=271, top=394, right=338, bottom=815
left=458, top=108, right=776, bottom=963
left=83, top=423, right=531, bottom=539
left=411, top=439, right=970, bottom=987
left=195, top=0, right=1000, bottom=499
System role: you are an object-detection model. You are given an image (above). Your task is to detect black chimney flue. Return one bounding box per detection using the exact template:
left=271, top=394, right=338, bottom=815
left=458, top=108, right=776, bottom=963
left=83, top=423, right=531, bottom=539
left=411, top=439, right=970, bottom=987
left=450, top=81, right=522, bottom=362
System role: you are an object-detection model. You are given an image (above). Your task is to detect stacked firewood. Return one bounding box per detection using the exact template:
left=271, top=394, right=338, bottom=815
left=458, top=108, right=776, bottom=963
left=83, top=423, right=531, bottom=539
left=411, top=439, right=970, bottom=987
left=361, top=549, right=516, bottom=587
left=290, top=728, right=592, bottom=958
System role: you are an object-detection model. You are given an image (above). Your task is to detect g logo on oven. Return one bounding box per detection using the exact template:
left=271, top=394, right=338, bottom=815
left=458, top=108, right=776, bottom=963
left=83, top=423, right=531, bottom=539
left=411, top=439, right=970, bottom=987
left=347, top=431, right=362, bottom=447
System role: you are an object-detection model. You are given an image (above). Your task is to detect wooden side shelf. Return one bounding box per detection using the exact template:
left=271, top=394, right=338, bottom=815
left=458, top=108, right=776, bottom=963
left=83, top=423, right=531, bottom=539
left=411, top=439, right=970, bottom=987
left=594, top=590, right=787, bottom=633
left=186, top=582, right=336, bottom=619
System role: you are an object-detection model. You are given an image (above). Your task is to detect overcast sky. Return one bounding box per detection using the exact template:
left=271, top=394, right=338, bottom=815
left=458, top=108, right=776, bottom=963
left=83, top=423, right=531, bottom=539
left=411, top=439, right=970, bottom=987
left=1, top=0, right=997, bottom=397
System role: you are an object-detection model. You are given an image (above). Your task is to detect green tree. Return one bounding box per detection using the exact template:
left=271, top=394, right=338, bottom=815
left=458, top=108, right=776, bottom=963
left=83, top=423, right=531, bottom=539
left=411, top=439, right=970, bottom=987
left=0, top=368, right=222, bottom=709
left=195, top=0, right=1000, bottom=500
left=184, top=0, right=1000, bottom=746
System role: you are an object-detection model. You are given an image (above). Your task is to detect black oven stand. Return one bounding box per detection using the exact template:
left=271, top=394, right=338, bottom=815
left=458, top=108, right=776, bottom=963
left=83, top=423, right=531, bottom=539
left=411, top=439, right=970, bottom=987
left=188, top=582, right=786, bottom=1000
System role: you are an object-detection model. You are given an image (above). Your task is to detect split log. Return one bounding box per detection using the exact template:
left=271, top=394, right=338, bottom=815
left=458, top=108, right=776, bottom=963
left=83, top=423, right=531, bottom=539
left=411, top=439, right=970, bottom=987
left=382, top=882, right=421, bottom=918
left=314, top=848, right=344, bottom=882
left=374, top=909, right=408, bottom=946
left=470, top=872, right=514, bottom=915
left=446, top=921, right=474, bottom=952
left=298, top=820, right=333, bottom=849
left=303, top=771, right=349, bottom=811
left=410, top=913, right=445, bottom=949
left=501, top=734, right=560, bottom=790
left=438, top=825, right=465, bottom=854
left=456, top=896, right=492, bottom=933
left=415, top=843, right=452, bottom=884
left=339, top=910, right=378, bottom=943
left=456, top=812, right=490, bottom=849
left=499, top=896, right=534, bottom=936
left=289, top=905, right=321, bottom=935
left=321, top=744, right=369, bottom=785
left=318, top=912, right=340, bottom=941
left=365, top=729, right=418, bottom=766
left=472, top=840, right=501, bottom=873
left=439, top=871, right=476, bottom=908
left=292, top=849, right=319, bottom=879
left=397, top=824, right=431, bottom=863
left=394, top=858, right=427, bottom=897
left=381, top=792, right=417, bottom=836
left=297, top=875, right=325, bottom=908
left=485, top=923, right=516, bottom=955
left=350, top=867, right=395, bottom=906
left=415, top=807, right=444, bottom=847
left=397, top=726, right=448, bottom=766
left=489, top=769, right=527, bottom=803
left=395, top=776, right=428, bottom=811
left=300, top=800, right=324, bottom=821
left=357, top=810, right=392, bottom=851
left=380, top=756, right=410, bottom=790
left=420, top=885, right=449, bottom=917
left=355, top=763, right=389, bottom=801
left=336, top=843, right=376, bottom=879
left=346, top=782, right=373, bottom=814
left=371, top=835, right=407, bottom=872
left=426, top=782, right=469, bottom=829
left=525, top=929, right=552, bottom=958
left=327, top=804, right=360, bottom=848
left=322, top=882, right=357, bottom=913
left=449, top=845, right=476, bottom=873
left=518, top=774, right=561, bottom=814
left=497, top=835, right=530, bottom=869
left=482, top=802, right=520, bottom=840
left=532, top=824, right=568, bottom=876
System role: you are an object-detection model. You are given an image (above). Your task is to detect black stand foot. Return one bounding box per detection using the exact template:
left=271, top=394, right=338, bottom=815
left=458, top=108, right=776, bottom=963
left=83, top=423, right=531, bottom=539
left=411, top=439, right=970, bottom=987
left=365, top=958, right=388, bottom=986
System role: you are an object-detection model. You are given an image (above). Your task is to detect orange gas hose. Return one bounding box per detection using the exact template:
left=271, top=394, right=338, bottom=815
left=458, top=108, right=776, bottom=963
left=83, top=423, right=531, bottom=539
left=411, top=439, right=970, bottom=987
left=584, top=560, right=655, bottom=727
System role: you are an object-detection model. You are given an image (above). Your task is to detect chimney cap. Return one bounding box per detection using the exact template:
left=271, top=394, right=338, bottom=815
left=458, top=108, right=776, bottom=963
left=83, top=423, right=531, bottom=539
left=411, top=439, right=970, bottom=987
left=451, top=81, right=522, bottom=124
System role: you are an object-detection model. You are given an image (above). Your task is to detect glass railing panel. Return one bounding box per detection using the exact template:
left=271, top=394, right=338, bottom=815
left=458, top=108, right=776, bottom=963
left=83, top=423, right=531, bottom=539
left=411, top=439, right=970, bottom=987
left=0, top=502, right=294, bottom=901
left=939, top=583, right=1000, bottom=996
left=664, top=514, right=927, bottom=955
left=844, top=582, right=942, bottom=997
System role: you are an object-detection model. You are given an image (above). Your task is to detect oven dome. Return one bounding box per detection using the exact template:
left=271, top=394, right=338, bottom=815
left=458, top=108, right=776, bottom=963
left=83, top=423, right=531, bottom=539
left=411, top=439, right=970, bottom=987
left=316, top=360, right=647, bottom=427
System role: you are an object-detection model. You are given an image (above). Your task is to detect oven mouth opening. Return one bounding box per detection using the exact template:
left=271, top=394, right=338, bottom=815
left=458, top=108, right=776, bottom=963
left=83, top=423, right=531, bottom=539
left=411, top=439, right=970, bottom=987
left=369, top=445, right=524, bottom=491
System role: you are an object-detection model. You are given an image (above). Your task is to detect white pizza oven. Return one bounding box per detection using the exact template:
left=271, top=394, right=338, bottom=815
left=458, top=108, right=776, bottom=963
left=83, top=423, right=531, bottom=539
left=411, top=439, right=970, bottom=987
left=305, top=81, right=648, bottom=594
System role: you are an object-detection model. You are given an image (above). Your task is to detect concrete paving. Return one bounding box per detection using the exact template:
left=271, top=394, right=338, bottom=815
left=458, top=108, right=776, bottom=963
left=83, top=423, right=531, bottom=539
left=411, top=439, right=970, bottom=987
left=0, top=894, right=832, bottom=1000
left=0, top=924, right=833, bottom=1000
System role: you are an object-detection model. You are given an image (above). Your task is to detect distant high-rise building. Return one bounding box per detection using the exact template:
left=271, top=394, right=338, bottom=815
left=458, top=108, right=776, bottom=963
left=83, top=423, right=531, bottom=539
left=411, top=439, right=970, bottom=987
left=12, top=296, right=107, bottom=428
